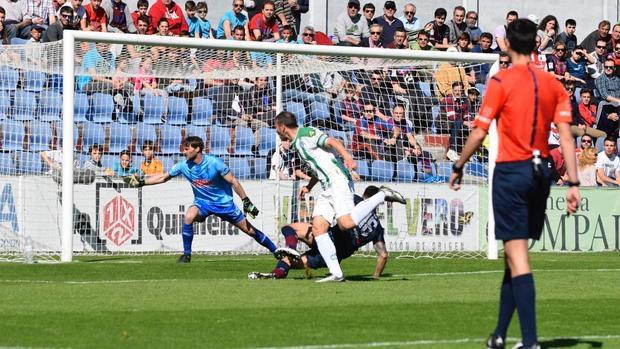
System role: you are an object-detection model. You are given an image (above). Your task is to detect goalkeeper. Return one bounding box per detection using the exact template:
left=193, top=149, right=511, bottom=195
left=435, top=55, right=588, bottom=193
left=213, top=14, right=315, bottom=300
left=124, top=136, right=297, bottom=263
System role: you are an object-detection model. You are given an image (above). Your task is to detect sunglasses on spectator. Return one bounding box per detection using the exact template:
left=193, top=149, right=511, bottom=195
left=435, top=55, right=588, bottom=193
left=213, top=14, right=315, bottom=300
left=303, top=33, right=314, bottom=37
left=61, top=13, right=72, bottom=18
left=370, top=31, right=382, bottom=35
left=605, top=65, right=615, bottom=69
left=364, top=109, right=375, bottom=113
left=348, top=4, right=359, bottom=9
left=596, top=45, right=607, bottom=49
left=499, top=61, right=510, bottom=65
left=404, top=11, right=414, bottom=15
left=371, top=77, right=381, bottom=80
left=615, top=47, right=620, bottom=51
left=467, top=16, right=477, bottom=20
left=233, top=3, right=244, bottom=8
left=582, top=139, right=592, bottom=143
left=385, top=7, right=396, bottom=10
left=556, top=47, right=566, bottom=52
left=197, top=10, right=206, bottom=13
left=365, top=9, right=375, bottom=13
left=418, top=38, right=428, bottom=41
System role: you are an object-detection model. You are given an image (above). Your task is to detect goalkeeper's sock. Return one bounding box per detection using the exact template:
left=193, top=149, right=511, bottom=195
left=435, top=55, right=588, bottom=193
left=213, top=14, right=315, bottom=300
left=182, top=223, right=194, bottom=255
left=271, top=260, right=290, bottom=279
left=512, top=273, right=537, bottom=347
left=350, top=191, right=386, bottom=225
left=493, top=268, right=515, bottom=339
left=314, top=233, right=343, bottom=278
left=281, top=226, right=298, bottom=249
left=252, top=228, right=277, bottom=253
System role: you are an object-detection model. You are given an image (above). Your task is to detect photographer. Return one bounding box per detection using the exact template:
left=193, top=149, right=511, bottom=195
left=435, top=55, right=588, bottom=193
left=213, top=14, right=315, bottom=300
left=565, top=45, right=595, bottom=86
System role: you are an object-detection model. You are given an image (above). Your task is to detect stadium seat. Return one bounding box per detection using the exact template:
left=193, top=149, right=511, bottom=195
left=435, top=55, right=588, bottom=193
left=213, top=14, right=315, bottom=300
left=228, top=157, right=251, bottom=179
left=0, top=90, right=9, bottom=121
left=117, top=95, right=141, bottom=124
left=309, top=101, right=330, bottom=122
left=142, top=94, right=165, bottom=124
left=108, top=122, right=132, bottom=154
left=0, top=66, right=19, bottom=91
left=595, top=137, right=605, bottom=152
left=253, top=157, right=268, bottom=179
left=166, top=96, right=189, bottom=125
left=23, top=71, right=46, bottom=92
left=234, top=126, right=254, bottom=156
left=0, top=152, right=16, bottom=175
left=209, top=125, right=231, bottom=155
left=28, top=121, right=52, bottom=152
left=12, top=90, right=37, bottom=121
left=436, top=161, right=453, bottom=178
left=38, top=91, right=63, bottom=122
left=185, top=125, right=206, bottom=139
left=74, top=93, right=90, bottom=123
left=418, top=81, right=432, bottom=97
left=160, top=155, right=177, bottom=171
left=356, top=159, right=370, bottom=180
left=81, top=122, right=105, bottom=153
left=285, top=101, right=306, bottom=126
left=396, top=160, right=415, bottom=182
left=48, top=74, right=63, bottom=93
left=101, top=154, right=115, bottom=169
left=2, top=120, right=25, bottom=151
left=76, top=153, right=89, bottom=167
left=89, top=93, right=114, bottom=123
left=328, top=129, right=350, bottom=148
left=371, top=160, right=394, bottom=182
left=18, top=151, right=43, bottom=174
left=54, top=121, right=79, bottom=150
left=466, top=162, right=488, bottom=178
left=159, top=124, right=183, bottom=154
left=257, top=127, right=276, bottom=156
left=191, top=97, right=213, bottom=126
left=135, top=123, right=157, bottom=151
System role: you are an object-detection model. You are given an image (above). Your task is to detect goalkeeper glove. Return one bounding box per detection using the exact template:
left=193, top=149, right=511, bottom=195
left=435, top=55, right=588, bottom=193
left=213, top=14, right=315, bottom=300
left=242, top=197, right=259, bottom=219
left=123, top=174, right=145, bottom=188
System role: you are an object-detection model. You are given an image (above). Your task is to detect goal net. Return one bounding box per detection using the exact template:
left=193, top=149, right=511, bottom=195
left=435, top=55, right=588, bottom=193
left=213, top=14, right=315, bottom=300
left=0, top=32, right=497, bottom=262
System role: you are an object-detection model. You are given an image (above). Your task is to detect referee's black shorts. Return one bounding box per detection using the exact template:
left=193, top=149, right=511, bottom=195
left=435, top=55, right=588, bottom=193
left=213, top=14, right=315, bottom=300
left=492, top=159, right=551, bottom=241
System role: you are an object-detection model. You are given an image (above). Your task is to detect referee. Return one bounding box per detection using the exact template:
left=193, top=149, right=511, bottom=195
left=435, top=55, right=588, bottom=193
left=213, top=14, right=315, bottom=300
left=449, top=19, right=580, bottom=349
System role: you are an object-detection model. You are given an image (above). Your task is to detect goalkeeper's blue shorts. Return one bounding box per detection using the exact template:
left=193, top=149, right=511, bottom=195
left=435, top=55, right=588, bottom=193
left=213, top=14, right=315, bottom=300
left=192, top=199, right=245, bottom=224
left=305, top=231, right=357, bottom=269
left=492, top=159, right=551, bottom=241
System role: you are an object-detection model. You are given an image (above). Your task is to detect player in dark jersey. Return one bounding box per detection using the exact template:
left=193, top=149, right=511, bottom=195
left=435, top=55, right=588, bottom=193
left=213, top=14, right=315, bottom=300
left=248, top=186, right=388, bottom=280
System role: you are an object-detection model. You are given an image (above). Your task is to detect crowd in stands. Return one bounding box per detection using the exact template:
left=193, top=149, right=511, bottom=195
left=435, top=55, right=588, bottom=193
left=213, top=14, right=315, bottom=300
left=0, top=0, right=618, bottom=185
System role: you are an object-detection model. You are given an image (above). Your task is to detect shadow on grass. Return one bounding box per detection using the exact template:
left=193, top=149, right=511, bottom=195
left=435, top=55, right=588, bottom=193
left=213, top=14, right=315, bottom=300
left=541, top=338, right=603, bottom=348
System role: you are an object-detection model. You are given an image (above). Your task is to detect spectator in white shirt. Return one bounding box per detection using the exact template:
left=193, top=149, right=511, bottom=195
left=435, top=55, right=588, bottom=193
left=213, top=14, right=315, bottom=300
left=595, top=136, right=620, bottom=186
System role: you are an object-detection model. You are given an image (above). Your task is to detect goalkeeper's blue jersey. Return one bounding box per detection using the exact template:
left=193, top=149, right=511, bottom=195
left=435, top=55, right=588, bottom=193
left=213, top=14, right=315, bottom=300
left=169, top=154, right=233, bottom=207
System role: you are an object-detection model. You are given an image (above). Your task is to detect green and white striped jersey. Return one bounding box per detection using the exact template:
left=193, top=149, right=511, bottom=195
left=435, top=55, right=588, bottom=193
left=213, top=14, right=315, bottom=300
left=291, top=127, right=351, bottom=188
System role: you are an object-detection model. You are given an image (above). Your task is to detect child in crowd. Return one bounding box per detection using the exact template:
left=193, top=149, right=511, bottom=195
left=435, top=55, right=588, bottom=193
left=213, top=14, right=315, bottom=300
left=195, top=2, right=213, bottom=39
left=112, top=150, right=142, bottom=176
left=185, top=1, right=199, bottom=37
left=140, top=140, right=164, bottom=176
left=112, top=57, right=134, bottom=116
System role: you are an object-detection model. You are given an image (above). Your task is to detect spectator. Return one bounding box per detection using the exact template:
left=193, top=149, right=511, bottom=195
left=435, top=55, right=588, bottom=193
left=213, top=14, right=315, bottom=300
left=472, top=32, right=493, bottom=83
left=595, top=59, right=620, bottom=137
left=274, top=0, right=308, bottom=36
left=42, top=6, right=74, bottom=42
left=571, top=88, right=607, bottom=139
left=596, top=136, right=620, bottom=186
left=464, top=10, right=482, bottom=45
left=337, top=82, right=362, bottom=130
left=372, top=0, right=404, bottom=47
left=399, top=3, right=420, bottom=46
left=130, top=0, right=151, bottom=33
left=467, top=87, right=481, bottom=113
left=577, top=146, right=599, bottom=186
left=276, top=24, right=296, bottom=43
left=576, top=134, right=594, bottom=156
left=216, top=0, right=248, bottom=40
left=24, top=0, right=53, bottom=35
left=0, top=7, right=7, bottom=45
left=386, top=27, right=407, bottom=49
left=77, top=42, right=116, bottom=94
left=61, top=0, right=87, bottom=30
left=588, top=38, right=608, bottom=81
left=409, top=30, right=434, bottom=50
left=365, top=23, right=383, bottom=48
left=289, top=0, right=309, bottom=35
left=440, top=81, right=472, bottom=157
left=111, top=56, right=135, bottom=115
left=193, top=2, right=213, bottom=38
left=148, top=0, right=188, bottom=36
left=241, top=76, right=277, bottom=127
left=126, top=15, right=150, bottom=72
left=610, top=24, right=620, bottom=53
left=0, top=0, right=30, bottom=41
left=82, top=144, right=109, bottom=176
left=112, top=150, right=141, bottom=177
left=334, top=0, right=368, bottom=47
left=133, top=56, right=168, bottom=111
left=545, top=42, right=568, bottom=81
left=498, top=51, right=511, bottom=70
left=84, top=0, right=108, bottom=32
left=537, top=15, right=558, bottom=54
left=389, top=55, right=434, bottom=133
left=360, top=70, right=392, bottom=120
left=423, top=7, right=450, bottom=50
left=492, top=10, right=518, bottom=52
left=49, top=0, right=66, bottom=24
left=40, top=148, right=79, bottom=174
left=453, top=32, right=471, bottom=52
left=435, top=60, right=472, bottom=98
left=580, top=20, right=611, bottom=53
left=249, top=0, right=280, bottom=42
left=102, top=0, right=135, bottom=33
left=185, top=0, right=198, bottom=36
left=566, top=45, right=595, bottom=85
left=28, top=25, right=43, bottom=42
left=362, top=2, right=374, bottom=27
left=383, top=104, right=418, bottom=163
left=447, top=5, right=466, bottom=44
left=557, top=19, right=577, bottom=53
left=548, top=145, right=570, bottom=185
left=269, top=140, right=294, bottom=180
left=352, top=102, right=384, bottom=161
left=607, top=41, right=620, bottom=77
left=140, top=140, right=164, bottom=176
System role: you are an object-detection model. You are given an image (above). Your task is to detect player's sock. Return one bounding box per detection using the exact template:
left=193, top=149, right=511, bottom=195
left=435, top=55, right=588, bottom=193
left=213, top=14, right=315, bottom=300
left=182, top=223, right=193, bottom=255
left=350, top=191, right=386, bottom=225
left=314, top=233, right=343, bottom=278
left=493, top=268, right=515, bottom=339
left=271, top=260, right=290, bottom=279
left=281, top=226, right=298, bottom=249
left=252, top=228, right=277, bottom=253
left=512, top=273, right=537, bottom=346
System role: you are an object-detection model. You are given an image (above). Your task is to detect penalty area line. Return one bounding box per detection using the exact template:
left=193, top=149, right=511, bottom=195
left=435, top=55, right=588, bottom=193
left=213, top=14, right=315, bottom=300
left=390, top=268, right=620, bottom=278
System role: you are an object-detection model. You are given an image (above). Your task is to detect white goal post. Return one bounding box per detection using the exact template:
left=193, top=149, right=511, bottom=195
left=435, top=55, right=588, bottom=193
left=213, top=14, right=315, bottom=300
left=54, top=31, right=498, bottom=262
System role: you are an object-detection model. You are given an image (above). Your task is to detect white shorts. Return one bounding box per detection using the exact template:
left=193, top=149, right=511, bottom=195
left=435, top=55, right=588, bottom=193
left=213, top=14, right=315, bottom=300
left=312, top=181, right=355, bottom=226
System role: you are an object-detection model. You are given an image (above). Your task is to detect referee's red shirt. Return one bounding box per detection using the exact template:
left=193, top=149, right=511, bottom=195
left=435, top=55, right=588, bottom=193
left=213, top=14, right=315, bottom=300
left=473, top=63, right=572, bottom=162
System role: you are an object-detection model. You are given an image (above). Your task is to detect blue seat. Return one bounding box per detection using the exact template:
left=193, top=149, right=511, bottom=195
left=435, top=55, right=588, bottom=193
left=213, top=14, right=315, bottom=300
left=81, top=122, right=105, bottom=153
left=143, top=94, right=165, bottom=124
left=328, top=129, right=350, bottom=148
left=167, top=96, right=188, bottom=125
left=309, top=101, right=330, bottom=122
left=191, top=97, right=213, bottom=126
left=23, top=71, right=46, bottom=92
left=54, top=121, right=79, bottom=150
left=2, top=120, right=25, bottom=151
left=160, top=155, right=177, bottom=171
left=76, top=153, right=89, bottom=167
left=12, top=91, right=37, bottom=121
left=108, top=122, right=132, bottom=153
left=0, top=90, right=9, bottom=120
left=48, top=74, right=64, bottom=93
left=371, top=160, right=394, bottom=182
left=285, top=101, right=306, bottom=126
left=9, top=38, right=28, bottom=45
left=159, top=124, right=182, bottom=154
left=28, top=121, right=52, bottom=152
left=38, top=91, right=63, bottom=122
left=466, top=162, right=488, bottom=178
left=257, top=127, right=276, bottom=156
left=0, top=152, right=16, bottom=175
left=135, top=123, right=157, bottom=150
left=436, top=161, right=453, bottom=178
left=18, top=151, right=43, bottom=174
left=228, top=157, right=251, bottom=179
left=234, top=126, right=254, bottom=155
left=89, top=93, right=114, bottom=123
left=101, top=154, right=115, bottom=169
left=396, top=160, right=415, bottom=182
left=74, top=93, right=89, bottom=123
left=0, top=66, right=19, bottom=91
left=253, top=157, right=268, bottom=179
left=185, top=125, right=206, bottom=139
left=356, top=159, right=370, bottom=179
left=418, top=81, right=432, bottom=97
left=209, top=125, right=230, bottom=155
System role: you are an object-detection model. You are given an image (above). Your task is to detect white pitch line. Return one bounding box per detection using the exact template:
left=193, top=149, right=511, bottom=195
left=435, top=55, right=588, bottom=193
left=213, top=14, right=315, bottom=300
left=0, top=279, right=181, bottom=285
left=391, top=268, right=620, bottom=278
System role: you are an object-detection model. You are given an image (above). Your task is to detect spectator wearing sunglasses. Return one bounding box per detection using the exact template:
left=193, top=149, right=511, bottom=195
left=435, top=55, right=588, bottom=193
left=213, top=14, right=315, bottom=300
left=588, top=39, right=609, bottom=80
left=398, top=3, right=420, bottom=45
left=372, top=0, right=404, bottom=47
left=42, top=5, right=74, bottom=42
left=545, top=42, right=568, bottom=81
left=409, top=30, right=434, bottom=51
left=215, top=0, right=248, bottom=39
left=606, top=42, right=620, bottom=78
left=148, top=0, right=188, bottom=35
left=364, top=23, right=383, bottom=48
left=362, top=3, right=374, bottom=27
left=333, top=0, right=369, bottom=47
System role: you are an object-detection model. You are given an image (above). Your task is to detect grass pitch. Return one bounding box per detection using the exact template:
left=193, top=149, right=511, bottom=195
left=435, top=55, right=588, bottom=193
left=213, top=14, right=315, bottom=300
left=0, top=253, right=618, bottom=349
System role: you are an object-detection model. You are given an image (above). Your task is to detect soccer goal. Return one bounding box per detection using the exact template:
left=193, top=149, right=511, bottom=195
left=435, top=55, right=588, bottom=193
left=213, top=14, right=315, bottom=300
left=0, top=31, right=498, bottom=262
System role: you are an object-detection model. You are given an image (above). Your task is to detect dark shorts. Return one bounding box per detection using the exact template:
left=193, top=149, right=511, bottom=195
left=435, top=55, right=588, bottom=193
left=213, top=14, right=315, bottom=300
left=305, top=231, right=357, bottom=269
left=492, top=159, right=551, bottom=241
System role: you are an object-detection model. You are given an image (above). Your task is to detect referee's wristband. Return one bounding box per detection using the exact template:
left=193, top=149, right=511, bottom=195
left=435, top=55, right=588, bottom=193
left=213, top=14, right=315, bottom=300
left=452, top=163, right=463, bottom=173
left=567, top=181, right=580, bottom=187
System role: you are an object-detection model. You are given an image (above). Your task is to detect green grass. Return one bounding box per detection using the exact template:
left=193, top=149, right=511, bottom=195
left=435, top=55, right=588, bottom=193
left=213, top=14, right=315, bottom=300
left=0, top=253, right=619, bottom=349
